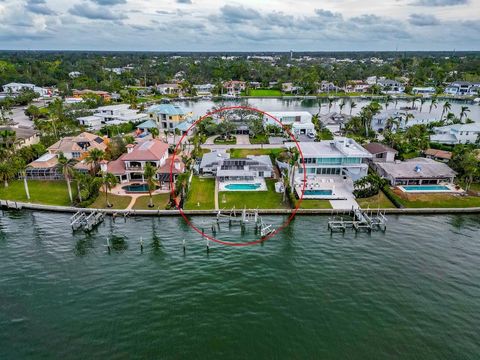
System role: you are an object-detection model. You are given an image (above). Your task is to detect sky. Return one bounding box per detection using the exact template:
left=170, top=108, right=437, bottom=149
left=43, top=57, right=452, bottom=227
left=0, top=0, right=479, bottom=51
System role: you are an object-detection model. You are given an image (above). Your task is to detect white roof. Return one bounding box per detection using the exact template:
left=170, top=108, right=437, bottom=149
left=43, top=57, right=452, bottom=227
left=97, top=104, right=131, bottom=111
left=286, top=137, right=372, bottom=158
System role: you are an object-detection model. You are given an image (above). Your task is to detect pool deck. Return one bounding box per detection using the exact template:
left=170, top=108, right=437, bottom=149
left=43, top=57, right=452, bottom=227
left=218, top=179, right=267, bottom=192
left=398, top=184, right=463, bottom=193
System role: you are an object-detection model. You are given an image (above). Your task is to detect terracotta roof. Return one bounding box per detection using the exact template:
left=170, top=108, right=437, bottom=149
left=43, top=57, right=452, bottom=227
left=364, top=142, right=398, bottom=155
left=48, top=132, right=107, bottom=154
left=122, top=139, right=169, bottom=161
left=107, top=156, right=126, bottom=174
left=158, top=156, right=185, bottom=174
left=424, top=148, right=452, bottom=160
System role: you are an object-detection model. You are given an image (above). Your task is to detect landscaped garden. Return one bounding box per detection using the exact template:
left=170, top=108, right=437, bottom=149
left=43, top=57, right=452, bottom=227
left=229, top=148, right=283, bottom=158
left=183, top=176, right=215, bottom=210
left=356, top=191, right=396, bottom=209
left=389, top=188, right=480, bottom=208
left=0, top=180, right=75, bottom=206
left=218, top=179, right=288, bottom=209
left=213, top=136, right=236, bottom=145
left=244, top=89, right=283, bottom=97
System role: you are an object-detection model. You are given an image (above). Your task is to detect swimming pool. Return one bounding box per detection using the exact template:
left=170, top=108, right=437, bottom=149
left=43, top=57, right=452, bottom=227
left=224, top=183, right=262, bottom=191
left=122, top=183, right=158, bottom=193
left=401, top=185, right=451, bottom=192
left=304, top=189, right=333, bottom=196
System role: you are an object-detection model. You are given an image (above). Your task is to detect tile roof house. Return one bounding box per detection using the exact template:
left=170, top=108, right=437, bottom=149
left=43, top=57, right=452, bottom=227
left=105, top=139, right=184, bottom=187
left=423, top=148, right=452, bottom=163
left=25, top=153, right=63, bottom=180
left=47, top=132, right=108, bottom=160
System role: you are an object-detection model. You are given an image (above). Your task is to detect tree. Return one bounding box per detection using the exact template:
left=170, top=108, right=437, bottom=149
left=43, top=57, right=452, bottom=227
left=441, top=101, right=451, bottom=120
left=150, top=127, right=159, bottom=139
left=384, top=95, right=392, bottom=113
left=429, top=96, right=438, bottom=113
left=339, top=100, right=346, bottom=115
left=353, top=173, right=388, bottom=198
left=459, top=106, right=470, bottom=123
left=100, top=172, right=118, bottom=207
left=58, top=152, right=75, bottom=203
left=327, top=97, right=335, bottom=114
left=85, top=148, right=105, bottom=175
left=249, top=117, right=264, bottom=138
left=419, top=97, right=427, bottom=112
left=0, top=158, right=19, bottom=187
left=349, top=100, right=357, bottom=116
left=143, top=162, right=157, bottom=208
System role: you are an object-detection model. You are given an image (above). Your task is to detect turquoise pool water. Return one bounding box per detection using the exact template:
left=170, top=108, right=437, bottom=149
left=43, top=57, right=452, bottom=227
left=402, top=185, right=451, bottom=192
left=304, top=189, right=333, bottom=196
left=225, top=183, right=261, bottom=190
left=122, top=183, right=158, bottom=193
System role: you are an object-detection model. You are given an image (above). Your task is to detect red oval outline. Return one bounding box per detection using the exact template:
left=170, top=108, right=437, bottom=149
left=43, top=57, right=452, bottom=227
left=169, top=105, right=307, bottom=246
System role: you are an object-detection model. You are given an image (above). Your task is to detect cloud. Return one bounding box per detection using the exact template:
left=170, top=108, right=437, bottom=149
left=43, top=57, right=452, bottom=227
left=219, top=5, right=261, bottom=23
left=411, top=0, right=468, bottom=6
left=69, top=3, right=127, bottom=20
left=409, top=13, right=440, bottom=25
left=91, top=0, right=127, bottom=5
left=25, top=0, right=56, bottom=15
left=176, top=0, right=192, bottom=3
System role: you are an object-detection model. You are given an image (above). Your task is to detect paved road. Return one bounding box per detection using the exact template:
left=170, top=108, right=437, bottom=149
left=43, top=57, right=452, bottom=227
left=9, top=107, right=32, bottom=128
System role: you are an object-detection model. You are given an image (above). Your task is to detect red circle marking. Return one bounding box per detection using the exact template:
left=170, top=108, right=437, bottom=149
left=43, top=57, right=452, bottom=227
left=169, top=105, right=307, bottom=246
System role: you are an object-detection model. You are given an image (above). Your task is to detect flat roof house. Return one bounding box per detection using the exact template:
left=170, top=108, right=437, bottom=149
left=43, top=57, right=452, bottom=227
left=363, top=143, right=398, bottom=163
left=374, top=158, right=456, bottom=186
left=290, top=137, right=372, bottom=182
left=431, top=123, right=480, bottom=145
left=105, top=139, right=184, bottom=187
left=264, top=111, right=315, bottom=137
left=2, top=83, right=50, bottom=97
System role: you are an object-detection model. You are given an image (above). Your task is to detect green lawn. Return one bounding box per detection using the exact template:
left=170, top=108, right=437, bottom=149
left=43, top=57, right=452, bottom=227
left=296, top=199, right=332, bottom=209
left=229, top=148, right=283, bottom=158
left=246, top=89, right=283, bottom=97
left=218, top=179, right=288, bottom=209
left=249, top=134, right=269, bottom=144
left=89, top=193, right=132, bottom=209
left=132, top=193, right=170, bottom=210
left=184, top=176, right=215, bottom=210
left=390, top=189, right=480, bottom=208
left=0, top=180, right=75, bottom=206
left=356, top=191, right=396, bottom=209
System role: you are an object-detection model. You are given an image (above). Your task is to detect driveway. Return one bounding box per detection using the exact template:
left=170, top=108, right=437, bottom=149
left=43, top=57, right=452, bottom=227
left=235, top=135, right=250, bottom=145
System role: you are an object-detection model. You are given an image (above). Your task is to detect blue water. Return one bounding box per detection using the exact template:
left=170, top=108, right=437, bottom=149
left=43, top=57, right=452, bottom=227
left=225, top=183, right=261, bottom=190
left=122, top=183, right=156, bottom=193
left=304, top=189, right=333, bottom=196
left=403, top=185, right=450, bottom=192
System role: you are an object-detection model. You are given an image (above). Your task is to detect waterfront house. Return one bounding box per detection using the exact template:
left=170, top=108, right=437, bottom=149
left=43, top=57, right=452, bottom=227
left=431, top=123, right=480, bottom=145
left=377, top=79, right=405, bottom=94
left=291, top=137, right=372, bottom=181
left=320, top=113, right=350, bottom=134
left=412, top=87, right=436, bottom=96
left=47, top=132, right=108, bottom=160
left=77, top=104, right=147, bottom=129
left=193, top=83, right=214, bottom=97
left=444, top=81, right=480, bottom=96
left=264, top=111, right=316, bottom=137
left=344, top=80, right=369, bottom=93
left=105, top=139, right=184, bottom=187
left=363, top=143, right=398, bottom=163
left=223, top=81, right=246, bottom=96
left=282, top=82, right=302, bottom=94
left=0, top=126, right=40, bottom=149
left=199, top=150, right=273, bottom=187
left=156, top=83, right=180, bottom=95
left=373, top=158, right=456, bottom=186
left=147, top=104, right=194, bottom=134
left=423, top=148, right=452, bottom=163
left=136, top=119, right=158, bottom=137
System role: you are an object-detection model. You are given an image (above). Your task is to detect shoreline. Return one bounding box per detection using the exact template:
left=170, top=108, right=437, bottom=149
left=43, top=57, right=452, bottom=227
left=2, top=199, right=480, bottom=216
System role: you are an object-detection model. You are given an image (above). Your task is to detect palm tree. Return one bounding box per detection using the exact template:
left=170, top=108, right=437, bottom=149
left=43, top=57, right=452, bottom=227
left=429, top=96, right=438, bottom=113
left=459, top=106, right=470, bottom=123
left=327, top=97, right=334, bottom=114
left=419, top=97, right=427, bottom=112
left=58, top=153, right=75, bottom=203
left=143, top=163, right=157, bottom=208
left=339, top=100, right=346, bottom=114
left=402, top=113, right=414, bottom=128
left=150, top=127, right=159, bottom=139
left=85, top=148, right=105, bottom=175
left=384, top=95, right=392, bottom=113
left=0, top=160, right=17, bottom=187
left=394, top=98, right=399, bottom=110
left=349, top=100, right=357, bottom=116
left=100, top=172, right=118, bottom=208
left=287, top=147, right=300, bottom=191
left=411, top=97, right=418, bottom=110
left=441, top=101, right=451, bottom=120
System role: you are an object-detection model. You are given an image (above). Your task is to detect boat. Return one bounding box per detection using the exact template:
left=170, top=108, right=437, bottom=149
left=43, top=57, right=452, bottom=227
left=260, top=222, right=275, bottom=238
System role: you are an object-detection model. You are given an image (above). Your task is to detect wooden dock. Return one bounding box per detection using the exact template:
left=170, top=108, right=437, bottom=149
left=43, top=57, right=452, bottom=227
left=328, top=207, right=387, bottom=234
left=70, top=210, right=105, bottom=231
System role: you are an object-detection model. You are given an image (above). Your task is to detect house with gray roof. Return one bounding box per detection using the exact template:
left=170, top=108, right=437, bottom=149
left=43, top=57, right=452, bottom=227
left=374, top=158, right=456, bottom=186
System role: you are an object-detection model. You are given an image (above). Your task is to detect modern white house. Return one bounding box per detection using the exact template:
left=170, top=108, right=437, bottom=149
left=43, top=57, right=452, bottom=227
left=2, top=82, right=50, bottom=97
left=431, top=123, right=480, bottom=144
left=377, top=79, right=405, bottom=94
left=156, top=84, right=180, bottom=95
left=193, top=84, right=214, bottom=96
left=75, top=104, right=148, bottom=129
left=292, top=137, right=372, bottom=182
left=412, top=87, right=436, bottom=95
left=445, top=81, right=480, bottom=96
left=264, top=111, right=315, bottom=137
